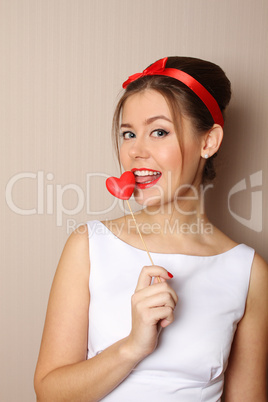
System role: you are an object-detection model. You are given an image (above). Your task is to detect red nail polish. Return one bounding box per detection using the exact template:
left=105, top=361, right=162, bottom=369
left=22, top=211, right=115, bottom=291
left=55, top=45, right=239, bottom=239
left=167, top=272, right=173, bottom=278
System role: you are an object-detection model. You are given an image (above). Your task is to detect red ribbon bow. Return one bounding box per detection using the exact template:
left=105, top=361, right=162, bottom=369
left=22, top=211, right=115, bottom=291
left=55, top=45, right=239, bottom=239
left=121, top=57, right=224, bottom=127
left=122, top=57, right=168, bottom=89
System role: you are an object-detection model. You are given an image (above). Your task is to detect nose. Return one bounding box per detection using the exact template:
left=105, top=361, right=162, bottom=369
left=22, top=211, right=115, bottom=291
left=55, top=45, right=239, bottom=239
left=128, top=137, right=150, bottom=159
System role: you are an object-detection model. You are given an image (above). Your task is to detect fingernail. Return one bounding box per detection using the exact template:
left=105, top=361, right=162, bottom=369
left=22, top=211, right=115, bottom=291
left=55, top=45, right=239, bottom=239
left=167, top=272, right=173, bottom=278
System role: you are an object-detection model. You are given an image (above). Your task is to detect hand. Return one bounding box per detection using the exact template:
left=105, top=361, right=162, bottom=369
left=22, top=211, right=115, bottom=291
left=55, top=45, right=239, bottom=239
left=126, top=265, right=178, bottom=362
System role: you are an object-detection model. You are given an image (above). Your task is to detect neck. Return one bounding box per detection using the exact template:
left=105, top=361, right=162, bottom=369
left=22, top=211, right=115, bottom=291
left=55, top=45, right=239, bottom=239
left=135, top=197, right=211, bottom=238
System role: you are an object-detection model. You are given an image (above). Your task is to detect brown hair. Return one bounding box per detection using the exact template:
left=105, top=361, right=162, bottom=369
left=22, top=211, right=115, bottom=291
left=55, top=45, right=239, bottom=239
left=112, top=56, right=231, bottom=182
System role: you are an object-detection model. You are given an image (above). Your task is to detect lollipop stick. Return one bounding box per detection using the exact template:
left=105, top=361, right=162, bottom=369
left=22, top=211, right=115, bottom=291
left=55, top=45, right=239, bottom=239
left=126, top=200, right=161, bottom=283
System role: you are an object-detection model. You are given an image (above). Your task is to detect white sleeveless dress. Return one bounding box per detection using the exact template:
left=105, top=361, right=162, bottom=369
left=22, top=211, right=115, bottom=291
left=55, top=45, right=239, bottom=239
left=86, top=220, right=254, bottom=401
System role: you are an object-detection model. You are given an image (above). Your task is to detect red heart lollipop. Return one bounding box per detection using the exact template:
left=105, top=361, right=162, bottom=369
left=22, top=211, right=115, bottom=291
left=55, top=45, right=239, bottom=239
left=106, top=171, right=135, bottom=200
left=106, top=170, right=158, bottom=278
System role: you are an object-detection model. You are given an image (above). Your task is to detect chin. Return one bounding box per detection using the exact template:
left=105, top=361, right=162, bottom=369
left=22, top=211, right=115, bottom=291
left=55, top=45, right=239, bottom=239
left=133, top=190, right=165, bottom=209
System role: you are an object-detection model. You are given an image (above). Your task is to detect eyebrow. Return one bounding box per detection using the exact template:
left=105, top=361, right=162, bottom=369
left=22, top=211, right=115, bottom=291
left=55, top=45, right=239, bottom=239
left=120, top=115, right=173, bottom=129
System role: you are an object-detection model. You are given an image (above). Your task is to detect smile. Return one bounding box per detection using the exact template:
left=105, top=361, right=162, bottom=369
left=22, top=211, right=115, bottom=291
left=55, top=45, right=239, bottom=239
left=131, top=168, right=162, bottom=189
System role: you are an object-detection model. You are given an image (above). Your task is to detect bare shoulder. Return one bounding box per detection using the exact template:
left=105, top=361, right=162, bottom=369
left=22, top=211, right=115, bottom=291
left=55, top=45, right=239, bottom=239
left=50, top=224, right=91, bottom=287
left=34, top=224, right=90, bottom=384
left=247, top=252, right=268, bottom=307
left=223, top=251, right=268, bottom=401
left=204, top=224, right=239, bottom=254
left=251, top=251, right=268, bottom=272
left=52, top=223, right=91, bottom=296
left=62, top=224, right=89, bottom=255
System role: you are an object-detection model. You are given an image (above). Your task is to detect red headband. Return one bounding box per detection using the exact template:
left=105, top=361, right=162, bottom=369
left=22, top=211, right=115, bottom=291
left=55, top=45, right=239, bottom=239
left=122, top=57, right=224, bottom=127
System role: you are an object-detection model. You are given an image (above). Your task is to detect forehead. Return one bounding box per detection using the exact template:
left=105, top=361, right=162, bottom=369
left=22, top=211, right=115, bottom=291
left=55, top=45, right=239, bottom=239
left=121, top=89, right=172, bottom=122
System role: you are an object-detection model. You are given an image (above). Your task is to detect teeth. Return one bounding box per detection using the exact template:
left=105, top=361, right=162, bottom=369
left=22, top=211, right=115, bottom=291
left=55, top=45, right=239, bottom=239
left=134, top=170, right=161, bottom=176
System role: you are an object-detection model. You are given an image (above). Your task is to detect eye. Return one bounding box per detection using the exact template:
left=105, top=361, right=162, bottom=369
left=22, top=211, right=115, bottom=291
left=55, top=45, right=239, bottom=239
left=151, top=129, right=169, bottom=138
left=120, top=131, right=136, bottom=140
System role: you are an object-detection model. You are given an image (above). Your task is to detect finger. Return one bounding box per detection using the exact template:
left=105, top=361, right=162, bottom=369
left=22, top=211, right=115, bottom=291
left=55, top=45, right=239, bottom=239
left=133, top=282, right=178, bottom=310
left=144, top=281, right=179, bottom=306
left=152, top=276, right=165, bottom=285
left=160, top=317, right=174, bottom=328
left=148, top=306, right=175, bottom=326
left=135, top=266, right=174, bottom=291
left=136, top=291, right=177, bottom=312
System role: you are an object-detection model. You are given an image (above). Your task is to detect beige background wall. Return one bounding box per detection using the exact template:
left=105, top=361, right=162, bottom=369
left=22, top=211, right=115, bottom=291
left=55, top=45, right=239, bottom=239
left=1, top=0, right=267, bottom=401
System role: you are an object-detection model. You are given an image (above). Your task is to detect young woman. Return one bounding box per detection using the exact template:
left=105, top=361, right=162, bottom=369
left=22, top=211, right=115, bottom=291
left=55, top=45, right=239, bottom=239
left=34, top=57, right=267, bottom=401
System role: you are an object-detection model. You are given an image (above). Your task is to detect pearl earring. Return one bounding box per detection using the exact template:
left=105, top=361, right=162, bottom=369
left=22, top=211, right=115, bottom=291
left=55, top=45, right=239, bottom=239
left=204, top=154, right=209, bottom=159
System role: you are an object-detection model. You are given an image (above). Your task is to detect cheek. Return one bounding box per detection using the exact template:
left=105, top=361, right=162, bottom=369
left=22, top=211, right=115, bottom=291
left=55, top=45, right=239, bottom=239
left=162, top=145, right=182, bottom=173
left=181, top=143, right=202, bottom=182
left=119, top=145, right=127, bottom=169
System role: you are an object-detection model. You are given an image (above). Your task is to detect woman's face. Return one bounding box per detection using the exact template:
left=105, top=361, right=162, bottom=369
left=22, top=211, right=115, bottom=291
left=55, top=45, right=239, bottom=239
left=119, top=89, right=204, bottom=208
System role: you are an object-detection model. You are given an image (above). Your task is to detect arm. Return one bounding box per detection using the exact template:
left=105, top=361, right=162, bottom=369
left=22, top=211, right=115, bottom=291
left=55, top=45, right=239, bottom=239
left=34, top=225, right=137, bottom=401
left=223, top=253, right=268, bottom=402
left=34, top=226, right=177, bottom=402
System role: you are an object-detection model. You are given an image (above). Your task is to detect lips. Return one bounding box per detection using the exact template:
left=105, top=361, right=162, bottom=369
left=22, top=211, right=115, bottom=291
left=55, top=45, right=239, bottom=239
left=131, top=168, right=162, bottom=189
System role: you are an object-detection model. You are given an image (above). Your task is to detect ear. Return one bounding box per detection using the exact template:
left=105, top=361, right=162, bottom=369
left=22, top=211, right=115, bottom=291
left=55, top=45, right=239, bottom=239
left=201, top=124, right=223, bottom=159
